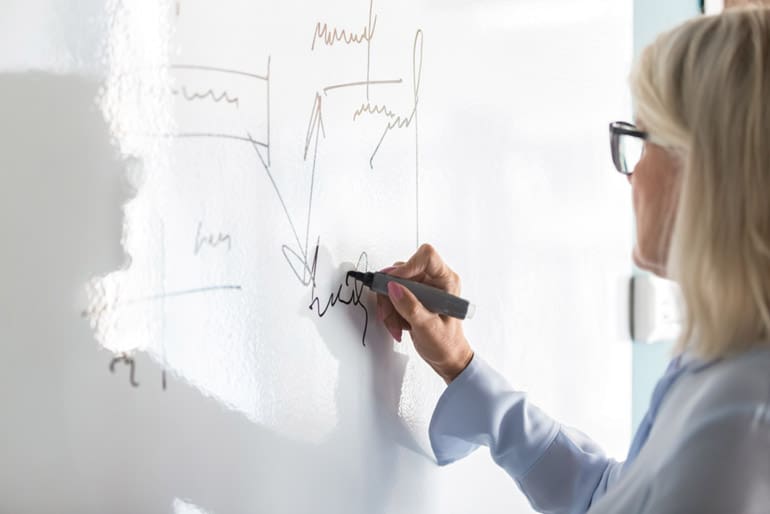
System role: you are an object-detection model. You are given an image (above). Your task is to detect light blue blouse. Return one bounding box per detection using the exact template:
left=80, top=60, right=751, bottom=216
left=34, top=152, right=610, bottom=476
left=429, top=348, right=770, bottom=513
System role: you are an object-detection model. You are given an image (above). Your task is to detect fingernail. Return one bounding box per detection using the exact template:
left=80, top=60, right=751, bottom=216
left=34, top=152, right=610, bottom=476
left=387, top=281, right=403, bottom=301
left=389, top=327, right=402, bottom=342
left=380, top=266, right=397, bottom=274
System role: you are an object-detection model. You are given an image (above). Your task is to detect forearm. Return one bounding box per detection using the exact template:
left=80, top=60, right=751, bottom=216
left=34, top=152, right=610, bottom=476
left=429, top=354, right=620, bottom=514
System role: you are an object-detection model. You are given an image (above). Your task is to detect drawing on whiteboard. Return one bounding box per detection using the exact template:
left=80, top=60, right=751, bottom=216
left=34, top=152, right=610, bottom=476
left=194, top=221, right=232, bottom=254
left=108, top=354, right=170, bottom=390
left=310, top=0, right=421, bottom=170
left=109, top=354, right=140, bottom=387
left=312, top=0, right=378, bottom=102
left=322, top=78, right=403, bottom=94
left=311, top=0, right=377, bottom=50
left=171, top=86, right=240, bottom=108
left=169, top=64, right=268, bottom=81
left=149, top=0, right=423, bottom=344
left=307, top=240, right=370, bottom=345
left=353, top=30, right=422, bottom=169
left=350, top=29, right=422, bottom=170
left=127, top=285, right=243, bottom=304
left=166, top=61, right=271, bottom=164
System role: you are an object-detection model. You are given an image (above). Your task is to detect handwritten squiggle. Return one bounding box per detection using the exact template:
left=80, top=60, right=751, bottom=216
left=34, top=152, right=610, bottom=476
left=351, top=29, right=423, bottom=169
left=311, top=0, right=377, bottom=50
left=307, top=242, right=370, bottom=345
left=171, top=86, right=240, bottom=108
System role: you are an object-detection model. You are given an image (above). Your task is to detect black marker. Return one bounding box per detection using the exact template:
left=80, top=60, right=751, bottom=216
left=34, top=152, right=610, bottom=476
left=346, top=271, right=475, bottom=320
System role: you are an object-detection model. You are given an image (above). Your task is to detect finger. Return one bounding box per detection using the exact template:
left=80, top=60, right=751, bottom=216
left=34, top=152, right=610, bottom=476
left=383, top=316, right=403, bottom=342
left=379, top=263, right=405, bottom=276
left=389, top=244, right=446, bottom=279
left=378, top=295, right=410, bottom=342
left=384, top=262, right=429, bottom=286
left=383, top=308, right=410, bottom=330
left=387, top=281, right=436, bottom=328
left=389, top=244, right=460, bottom=294
left=376, top=294, right=392, bottom=322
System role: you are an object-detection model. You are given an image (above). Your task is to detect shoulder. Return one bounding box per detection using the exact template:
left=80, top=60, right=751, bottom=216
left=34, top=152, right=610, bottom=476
left=647, top=348, right=770, bottom=513
left=680, top=346, right=770, bottom=424
left=647, top=401, right=770, bottom=513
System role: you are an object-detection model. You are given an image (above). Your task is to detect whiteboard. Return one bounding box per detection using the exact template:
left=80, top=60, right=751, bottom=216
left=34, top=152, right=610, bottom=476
left=0, top=1, right=634, bottom=513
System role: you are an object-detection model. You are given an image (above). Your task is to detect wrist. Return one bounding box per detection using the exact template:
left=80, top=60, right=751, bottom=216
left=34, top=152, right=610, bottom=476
left=440, top=345, right=474, bottom=384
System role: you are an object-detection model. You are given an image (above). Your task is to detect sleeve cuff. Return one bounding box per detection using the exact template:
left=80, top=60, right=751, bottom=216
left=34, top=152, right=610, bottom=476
left=428, top=354, right=559, bottom=471
left=429, top=353, right=485, bottom=464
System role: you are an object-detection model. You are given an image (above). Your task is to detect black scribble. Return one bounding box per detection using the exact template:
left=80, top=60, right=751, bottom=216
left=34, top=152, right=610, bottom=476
left=108, top=355, right=170, bottom=391
left=110, top=354, right=139, bottom=387
left=307, top=241, right=370, bottom=345
left=171, top=86, right=240, bottom=108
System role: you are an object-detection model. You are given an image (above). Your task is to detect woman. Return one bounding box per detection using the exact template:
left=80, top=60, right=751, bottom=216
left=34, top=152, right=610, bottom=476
left=377, top=7, right=770, bottom=513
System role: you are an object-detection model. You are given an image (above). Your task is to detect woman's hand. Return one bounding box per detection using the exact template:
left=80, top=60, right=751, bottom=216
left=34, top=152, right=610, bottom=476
left=377, top=244, right=474, bottom=384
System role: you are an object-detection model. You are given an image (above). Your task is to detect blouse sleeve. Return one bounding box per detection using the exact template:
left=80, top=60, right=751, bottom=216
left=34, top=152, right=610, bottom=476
left=429, top=354, right=623, bottom=514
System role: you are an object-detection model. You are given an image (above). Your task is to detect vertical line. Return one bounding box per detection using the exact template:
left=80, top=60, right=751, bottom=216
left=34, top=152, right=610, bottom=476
left=304, top=109, right=321, bottom=284
left=160, top=219, right=168, bottom=389
left=415, top=108, right=419, bottom=249
left=366, top=0, right=373, bottom=101
left=266, top=56, right=272, bottom=167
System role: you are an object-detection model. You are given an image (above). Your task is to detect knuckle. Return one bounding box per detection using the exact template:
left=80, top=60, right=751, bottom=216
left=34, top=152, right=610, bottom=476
left=451, top=272, right=462, bottom=292
left=431, top=316, right=445, bottom=334
left=426, top=317, right=444, bottom=340
left=404, top=302, right=422, bottom=321
left=419, top=243, right=437, bottom=259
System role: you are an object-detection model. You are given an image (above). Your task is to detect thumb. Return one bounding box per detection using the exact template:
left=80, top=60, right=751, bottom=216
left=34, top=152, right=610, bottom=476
left=386, top=281, right=434, bottom=327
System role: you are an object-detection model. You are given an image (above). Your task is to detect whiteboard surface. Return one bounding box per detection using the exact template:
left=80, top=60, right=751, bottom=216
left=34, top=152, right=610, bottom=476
left=0, top=1, right=633, bottom=513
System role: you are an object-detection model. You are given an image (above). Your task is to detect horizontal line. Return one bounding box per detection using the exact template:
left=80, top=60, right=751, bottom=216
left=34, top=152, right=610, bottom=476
left=128, top=285, right=243, bottom=304
left=163, top=133, right=269, bottom=147
left=169, top=64, right=268, bottom=81
left=323, top=78, right=403, bottom=94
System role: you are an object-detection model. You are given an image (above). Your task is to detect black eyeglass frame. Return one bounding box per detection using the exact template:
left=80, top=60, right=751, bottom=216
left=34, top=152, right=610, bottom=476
left=609, top=121, right=649, bottom=175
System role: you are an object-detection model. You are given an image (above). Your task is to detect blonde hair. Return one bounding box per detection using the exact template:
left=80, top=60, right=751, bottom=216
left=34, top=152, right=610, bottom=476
left=630, top=7, right=770, bottom=359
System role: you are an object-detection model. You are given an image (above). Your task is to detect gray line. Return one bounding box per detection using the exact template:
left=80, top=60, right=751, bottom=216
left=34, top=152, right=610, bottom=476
left=129, top=285, right=242, bottom=304
left=166, top=133, right=269, bottom=147
left=169, top=64, right=268, bottom=81
left=323, top=78, right=402, bottom=94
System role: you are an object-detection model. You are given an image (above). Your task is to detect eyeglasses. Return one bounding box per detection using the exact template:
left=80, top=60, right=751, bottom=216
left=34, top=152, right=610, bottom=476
left=609, top=121, right=649, bottom=175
